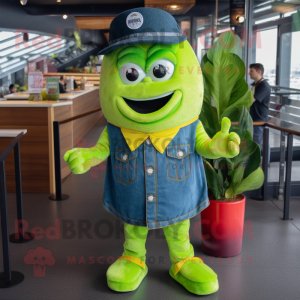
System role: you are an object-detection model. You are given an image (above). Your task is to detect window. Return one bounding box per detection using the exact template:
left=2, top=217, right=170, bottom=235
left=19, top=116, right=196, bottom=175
left=280, top=31, right=300, bottom=88
left=255, top=28, right=278, bottom=85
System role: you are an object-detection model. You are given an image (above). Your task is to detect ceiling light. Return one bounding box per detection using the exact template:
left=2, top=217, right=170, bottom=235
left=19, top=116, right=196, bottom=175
left=255, top=15, right=280, bottom=24
left=20, top=0, right=27, bottom=5
left=169, top=4, right=181, bottom=10
left=57, top=0, right=61, bottom=2
left=236, top=15, right=245, bottom=23
left=63, top=15, right=68, bottom=19
left=254, top=5, right=272, bottom=13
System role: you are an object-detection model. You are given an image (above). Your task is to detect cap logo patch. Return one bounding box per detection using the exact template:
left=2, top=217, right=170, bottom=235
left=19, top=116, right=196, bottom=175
left=126, top=12, right=143, bottom=30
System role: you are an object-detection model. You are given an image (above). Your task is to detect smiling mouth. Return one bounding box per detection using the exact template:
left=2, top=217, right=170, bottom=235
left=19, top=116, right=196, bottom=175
left=122, top=91, right=174, bottom=114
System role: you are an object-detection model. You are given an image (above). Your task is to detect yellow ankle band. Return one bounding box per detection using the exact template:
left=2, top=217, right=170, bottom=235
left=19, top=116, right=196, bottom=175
left=174, top=257, right=203, bottom=275
left=117, top=255, right=146, bottom=269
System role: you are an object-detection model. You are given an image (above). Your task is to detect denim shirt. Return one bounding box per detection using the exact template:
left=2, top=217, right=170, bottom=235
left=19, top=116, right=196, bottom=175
left=102, top=120, right=209, bottom=229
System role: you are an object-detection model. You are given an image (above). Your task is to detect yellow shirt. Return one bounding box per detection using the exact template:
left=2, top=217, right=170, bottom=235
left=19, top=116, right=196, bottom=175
left=108, top=117, right=198, bottom=154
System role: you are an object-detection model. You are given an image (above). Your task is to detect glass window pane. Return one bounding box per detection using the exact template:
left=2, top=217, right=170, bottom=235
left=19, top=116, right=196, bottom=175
left=253, top=1, right=300, bottom=25
left=195, top=17, right=213, bottom=62
left=181, top=21, right=191, bottom=43
left=280, top=31, right=300, bottom=88
left=290, top=31, right=300, bottom=89
left=255, top=28, right=277, bottom=85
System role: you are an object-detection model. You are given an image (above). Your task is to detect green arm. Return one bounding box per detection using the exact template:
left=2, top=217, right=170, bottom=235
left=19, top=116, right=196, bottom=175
left=195, top=121, right=219, bottom=159
left=195, top=118, right=241, bottom=159
left=63, top=126, right=110, bottom=174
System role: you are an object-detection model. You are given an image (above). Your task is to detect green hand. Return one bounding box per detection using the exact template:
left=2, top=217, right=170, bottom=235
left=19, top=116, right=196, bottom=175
left=208, top=117, right=240, bottom=158
left=63, top=148, right=100, bottom=174
left=63, top=126, right=111, bottom=175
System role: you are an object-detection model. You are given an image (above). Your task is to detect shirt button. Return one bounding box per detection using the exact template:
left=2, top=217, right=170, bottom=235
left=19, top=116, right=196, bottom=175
left=177, top=150, right=184, bottom=158
left=145, top=138, right=151, bottom=145
left=148, top=194, right=155, bottom=201
left=146, top=167, right=154, bottom=175
left=122, top=154, right=128, bottom=161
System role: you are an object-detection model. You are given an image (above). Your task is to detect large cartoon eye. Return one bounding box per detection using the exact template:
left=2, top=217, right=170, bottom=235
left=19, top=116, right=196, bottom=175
left=147, top=59, right=175, bottom=82
left=119, top=63, right=146, bottom=85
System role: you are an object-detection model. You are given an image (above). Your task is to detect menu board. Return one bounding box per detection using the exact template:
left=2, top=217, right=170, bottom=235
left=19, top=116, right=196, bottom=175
left=28, top=72, right=43, bottom=93
left=46, top=77, right=60, bottom=100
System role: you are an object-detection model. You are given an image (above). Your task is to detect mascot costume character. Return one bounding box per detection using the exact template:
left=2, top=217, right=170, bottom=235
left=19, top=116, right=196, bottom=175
left=64, top=7, right=240, bottom=295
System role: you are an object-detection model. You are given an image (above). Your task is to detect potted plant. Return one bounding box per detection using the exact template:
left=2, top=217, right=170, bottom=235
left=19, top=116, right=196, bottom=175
left=199, top=31, right=265, bottom=257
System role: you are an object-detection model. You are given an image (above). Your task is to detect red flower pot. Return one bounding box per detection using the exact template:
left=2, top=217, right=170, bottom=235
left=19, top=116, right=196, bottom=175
left=200, top=195, right=246, bottom=257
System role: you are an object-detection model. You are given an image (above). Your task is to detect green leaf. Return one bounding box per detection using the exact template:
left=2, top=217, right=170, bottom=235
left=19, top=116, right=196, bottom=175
left=213, top=49, right=235, bottom=67
left=242, top=145, right=261, bottom=178
left=199, top=101, right=220, bottom=132
left=233, top=141, right=258, bottom=166
left=207, top=31, right=242, bottom=62
left=204, top=126, right=217, bottom=139
left=224, top=90, right=253, bottom=114
left=232, top=165, right=245, bottom=184
left=225, top=187, right=234, bottom=198
left=238, top=106, right=253, bottom=137
left=202, top=75, right=211, bottom=104
left=228, top=165, right=245, bottom=198
left=217, top=158, right=231, bottom=182
left=229, top=125, right=242, bottom=137
left=242, top=130, right=253, bottom=142
left=217, top=169, right=225, bottom=195
left=203, top=160, right=221, bottom=199
left=203, top=59, right=240, bottom=118
left=220, top=107, right=241, bottom=122
left=227, top=77, right=249, bottom=107
left=230, top=54, right=246, bottom=81
left=236, top=168, right=265, bottom=194
left=201, top=53, right=212, bottom=69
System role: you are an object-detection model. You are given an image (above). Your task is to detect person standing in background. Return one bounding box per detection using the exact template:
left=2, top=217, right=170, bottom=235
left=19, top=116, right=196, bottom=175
left=249, top=63, right=271, bottom=159
left=59, top=75, right=67, bottom=93
left=9, top=84, right=17, bottom=94
left=59, top=75, right=78, bottom=93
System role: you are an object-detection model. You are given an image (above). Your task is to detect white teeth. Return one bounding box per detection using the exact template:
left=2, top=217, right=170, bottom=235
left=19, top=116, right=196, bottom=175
left=123, top=91, right=174, bottom=101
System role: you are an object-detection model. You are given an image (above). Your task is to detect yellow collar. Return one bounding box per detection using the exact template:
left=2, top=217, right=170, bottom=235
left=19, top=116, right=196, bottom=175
left=108, top=117, right=198, bottom=154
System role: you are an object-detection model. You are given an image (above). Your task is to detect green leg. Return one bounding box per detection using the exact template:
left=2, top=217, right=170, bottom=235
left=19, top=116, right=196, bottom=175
left=106, top=223, right=148, bottom=292
left=163, top=219, right=219, bottom=295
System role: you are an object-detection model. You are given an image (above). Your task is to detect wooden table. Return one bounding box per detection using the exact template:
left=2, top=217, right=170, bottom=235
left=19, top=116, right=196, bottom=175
left=0, top=88, right=103, bottom=193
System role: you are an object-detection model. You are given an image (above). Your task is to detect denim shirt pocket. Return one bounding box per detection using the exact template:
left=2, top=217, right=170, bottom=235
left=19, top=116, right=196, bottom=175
left=115, top=149, right=137, bottom=184
left=166, top=144, right=191, bottom=181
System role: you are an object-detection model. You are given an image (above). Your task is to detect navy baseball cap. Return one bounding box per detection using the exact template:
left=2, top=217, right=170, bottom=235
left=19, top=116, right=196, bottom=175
left=98, top=7, right=187, bottom=55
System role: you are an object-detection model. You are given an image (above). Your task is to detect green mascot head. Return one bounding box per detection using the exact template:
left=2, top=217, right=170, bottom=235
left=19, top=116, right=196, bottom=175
left=99, top=8, right=203, bottom=133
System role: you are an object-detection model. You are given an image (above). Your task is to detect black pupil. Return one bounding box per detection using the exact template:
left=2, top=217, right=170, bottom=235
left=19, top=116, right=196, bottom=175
left=126, top=68, right=139, bottom=81
left=153, top=64, right=166, bottom=78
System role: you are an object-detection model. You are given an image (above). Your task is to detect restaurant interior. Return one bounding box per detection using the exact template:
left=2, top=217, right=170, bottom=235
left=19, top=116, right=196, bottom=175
left=0, top=0, right=300, bottom=299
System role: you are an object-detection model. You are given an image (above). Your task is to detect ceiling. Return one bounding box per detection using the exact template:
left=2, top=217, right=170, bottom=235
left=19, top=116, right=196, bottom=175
left=11, top=0, right=285, bottom=6
left=13, top=0, right=143, bottom=4
left=10, top=0, right=228, bottom=17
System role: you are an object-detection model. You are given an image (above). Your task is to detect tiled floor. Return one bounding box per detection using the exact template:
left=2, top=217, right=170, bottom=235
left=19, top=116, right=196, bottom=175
left=1, top=118, right=299, bottom=300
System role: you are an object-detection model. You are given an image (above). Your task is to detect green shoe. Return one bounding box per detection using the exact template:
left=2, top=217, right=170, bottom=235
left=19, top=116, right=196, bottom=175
left=107, top=256, right=148, bottom=292
left=169, top=258, right=219, bottom=295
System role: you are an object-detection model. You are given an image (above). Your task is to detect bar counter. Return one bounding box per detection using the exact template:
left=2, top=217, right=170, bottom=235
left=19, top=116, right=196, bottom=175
left=0, top=87, right=103, bottom=193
